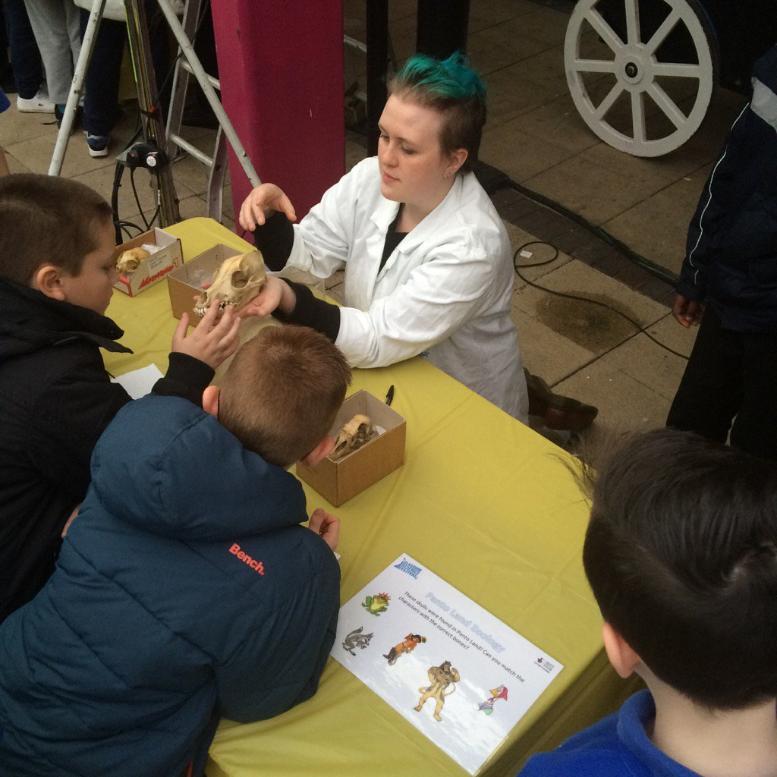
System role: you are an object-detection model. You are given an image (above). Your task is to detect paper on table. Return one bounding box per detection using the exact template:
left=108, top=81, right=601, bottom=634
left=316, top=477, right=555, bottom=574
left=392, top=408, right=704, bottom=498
left=111, top=364, right=163, bottom=399
left=332, top=554, right=564, bottom=775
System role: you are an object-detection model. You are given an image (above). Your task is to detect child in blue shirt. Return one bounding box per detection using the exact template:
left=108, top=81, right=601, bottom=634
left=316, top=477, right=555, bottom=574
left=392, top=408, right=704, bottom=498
left=520, top=430, right=777, bottom=777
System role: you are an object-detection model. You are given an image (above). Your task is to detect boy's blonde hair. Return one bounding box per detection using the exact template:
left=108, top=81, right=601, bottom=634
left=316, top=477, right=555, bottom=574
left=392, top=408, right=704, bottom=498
left=219, top=326, right=351, bottom=467
left=0, top=174, right=113, bottom=284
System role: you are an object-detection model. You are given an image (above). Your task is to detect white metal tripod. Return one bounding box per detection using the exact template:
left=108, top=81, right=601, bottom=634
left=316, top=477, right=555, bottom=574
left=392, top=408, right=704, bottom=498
left=48, top=0, right=261, bottom=226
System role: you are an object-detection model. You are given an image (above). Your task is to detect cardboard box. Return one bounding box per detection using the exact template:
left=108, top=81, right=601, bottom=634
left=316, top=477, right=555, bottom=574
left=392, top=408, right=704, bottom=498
left=167, top=243, right=242, bottom=320
left=113, top=228, right=183, bottom=297
left=296, top=390, right=406, bottom=506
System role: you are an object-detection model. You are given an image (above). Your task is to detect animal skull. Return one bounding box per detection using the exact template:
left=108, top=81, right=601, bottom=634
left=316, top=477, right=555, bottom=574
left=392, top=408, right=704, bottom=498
left=116, top=247, right=150, bottom=274
left=331, top=414, right=376, bottom=460
left=194, top=250, right=266, bottom=316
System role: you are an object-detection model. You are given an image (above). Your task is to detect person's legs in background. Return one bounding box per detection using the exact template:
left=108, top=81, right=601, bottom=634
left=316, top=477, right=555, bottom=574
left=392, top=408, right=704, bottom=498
left=666, top=307, right=743, bottom=443
left=23, top=0, right=80, bottom=125
left=79, top=9, right=124, bottom=157
left=729, top=330, right=777, bottom=461
left=3, top=0, right=51, bottom=111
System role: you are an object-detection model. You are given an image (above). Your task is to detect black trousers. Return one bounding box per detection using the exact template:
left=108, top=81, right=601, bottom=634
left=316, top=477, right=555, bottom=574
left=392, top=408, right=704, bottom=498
left=667, top=307, right=777, bottom=461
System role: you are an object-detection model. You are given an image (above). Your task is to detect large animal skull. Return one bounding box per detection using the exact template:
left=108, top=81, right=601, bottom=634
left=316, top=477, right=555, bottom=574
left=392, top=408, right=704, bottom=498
left=194, top=250, right=266, bottom=316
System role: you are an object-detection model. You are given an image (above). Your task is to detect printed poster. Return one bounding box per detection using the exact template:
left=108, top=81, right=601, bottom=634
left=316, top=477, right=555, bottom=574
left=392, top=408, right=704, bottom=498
left=332, top=554, right=564, bottom=774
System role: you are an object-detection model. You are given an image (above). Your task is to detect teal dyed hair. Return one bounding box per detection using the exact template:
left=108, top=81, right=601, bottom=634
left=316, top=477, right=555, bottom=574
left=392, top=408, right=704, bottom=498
left=396, top=51, right=486, bottom=102
left=389, top=52, right=487, bottom=172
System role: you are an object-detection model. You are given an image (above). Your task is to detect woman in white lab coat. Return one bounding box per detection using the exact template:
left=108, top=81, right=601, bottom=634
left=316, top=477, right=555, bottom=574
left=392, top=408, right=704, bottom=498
left=239, top=52, right=528, bottom=422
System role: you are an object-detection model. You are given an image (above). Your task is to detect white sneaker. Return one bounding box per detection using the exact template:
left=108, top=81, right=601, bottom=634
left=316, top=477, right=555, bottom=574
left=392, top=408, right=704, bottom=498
left=17, top=91, right=55, bottom=114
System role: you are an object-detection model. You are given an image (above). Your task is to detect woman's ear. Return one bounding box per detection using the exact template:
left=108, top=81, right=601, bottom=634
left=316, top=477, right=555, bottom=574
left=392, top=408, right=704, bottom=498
left=32, top=264, right=67, bottom=301
left=602, top=622, right=642, bottom=679
left=202, top=385, right=220, bottom=417
left=446, top=148, right=468, bottom=177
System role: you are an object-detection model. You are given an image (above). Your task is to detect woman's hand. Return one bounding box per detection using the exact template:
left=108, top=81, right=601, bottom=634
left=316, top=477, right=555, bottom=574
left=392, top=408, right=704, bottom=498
left=672, top=293, right=704, bottom=328
left=308, top=508, right=340, bottom=552
left=238, top=276, right=297, bottom=318
left=172, top=302, right=241, bottom=369
left=238, top=183, right=297, bottom=231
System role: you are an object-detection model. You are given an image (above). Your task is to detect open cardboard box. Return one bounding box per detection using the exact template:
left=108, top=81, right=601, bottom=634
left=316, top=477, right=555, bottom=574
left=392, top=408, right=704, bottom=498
left=167, top=243, right=242, bottom=320
left=297, top=390, right=406, bottom=506
left=113, top=228, right=183, bottom=297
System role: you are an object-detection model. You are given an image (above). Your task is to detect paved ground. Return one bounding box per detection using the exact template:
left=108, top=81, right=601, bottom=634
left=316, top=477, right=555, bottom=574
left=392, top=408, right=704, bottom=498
left=3, top=0, right=744, bottom=442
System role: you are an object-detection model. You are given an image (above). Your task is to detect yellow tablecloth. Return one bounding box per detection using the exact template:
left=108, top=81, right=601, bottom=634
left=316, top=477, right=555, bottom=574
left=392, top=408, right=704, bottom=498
left=104, top=218, right=631, bottom=777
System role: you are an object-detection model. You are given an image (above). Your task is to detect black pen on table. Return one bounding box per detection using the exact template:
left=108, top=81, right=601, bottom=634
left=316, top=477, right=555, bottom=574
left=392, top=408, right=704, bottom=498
left=385, top=384, right=395, bottom=406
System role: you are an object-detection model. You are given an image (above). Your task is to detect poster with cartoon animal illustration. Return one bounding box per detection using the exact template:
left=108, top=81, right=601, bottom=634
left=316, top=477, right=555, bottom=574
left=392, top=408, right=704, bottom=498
left=331, top=554, right=563, bottom=774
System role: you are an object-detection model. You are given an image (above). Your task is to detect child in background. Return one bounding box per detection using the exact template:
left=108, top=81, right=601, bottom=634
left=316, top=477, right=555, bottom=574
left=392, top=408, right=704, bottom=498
left=0, top=173, right=239, bottom=621
left=519, top=429, right=777, bottom=777
left=0, top=325, right=350, bottom=777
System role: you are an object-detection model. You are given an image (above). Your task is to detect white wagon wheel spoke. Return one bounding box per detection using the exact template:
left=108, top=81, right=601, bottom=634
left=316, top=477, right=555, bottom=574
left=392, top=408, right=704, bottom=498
left=573, top=58, right=618, bottom=73
left=595, top=82, right=625, bottom=119
left=647, top=81, right=686, bottom=128
left=624, top=0, right=641, bottom=45
left=564, top=0, right=716, bottom=157
left=631, top=90, right=646, bottom=142
left=584, top=8, right=624, bottom=54
left=646, top=9, right=681, bottom=53
left=652, top=63, right=702, bottom=78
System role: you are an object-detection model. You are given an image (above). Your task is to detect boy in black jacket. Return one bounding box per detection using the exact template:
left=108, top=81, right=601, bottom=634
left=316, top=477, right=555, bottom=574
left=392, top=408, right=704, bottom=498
left=0, top=173, right=239, bottom=621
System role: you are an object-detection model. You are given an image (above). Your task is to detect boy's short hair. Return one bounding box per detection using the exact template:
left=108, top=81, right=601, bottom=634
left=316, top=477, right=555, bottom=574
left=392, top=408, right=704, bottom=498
left=218, top=325, right=351, bottom=468
left=0, top=173, right=113, bottom=284
left=584, top=429, right=777, bottom=709
left=389, top=52, right=486, bottom=172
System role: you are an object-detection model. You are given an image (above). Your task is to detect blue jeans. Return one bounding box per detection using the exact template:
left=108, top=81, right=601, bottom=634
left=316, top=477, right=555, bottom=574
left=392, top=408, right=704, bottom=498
left=3, top=0, right=43, bottom=99
left=79, top=2, right=169, bottom=136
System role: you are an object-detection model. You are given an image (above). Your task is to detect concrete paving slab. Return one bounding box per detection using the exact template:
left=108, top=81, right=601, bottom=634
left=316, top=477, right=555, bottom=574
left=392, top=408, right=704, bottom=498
left=74, top=164, right=160, bottom=222
left=481, top=121, right=576, bottom=182
left=485, top=68, right=565, bottom=128
left=6, top=131, right=114, bottom=178
left=512, top=258, right=668, bottom=354
left=602, top=163, right=713, bottom=276
left=512, top=306, right=595, bottom=384
left=513, top=93, right=601, bottom=154
left=645, top=313, right=699, bottom=360
left=0, top=105, right=58, bottom=146
left=510, top=4, right=569, bottom=46
left=469, top=26, right=553, bottom=76
left=500, top=45, right=569, bottom=93
left=555, top=357, right=671, bottom=433
left=523, top=153, right=672, bottom=225
left=5, top=152, right=32, bottom=175
left=603, top=331, right=689, bottom=401
left=505, top=223, right=573, bottom=283
left=469, top=0, right=536, bottom=33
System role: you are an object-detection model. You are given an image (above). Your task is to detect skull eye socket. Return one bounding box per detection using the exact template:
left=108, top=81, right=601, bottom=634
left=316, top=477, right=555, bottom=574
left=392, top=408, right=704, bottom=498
left=231, top=270, right=248, bottom=288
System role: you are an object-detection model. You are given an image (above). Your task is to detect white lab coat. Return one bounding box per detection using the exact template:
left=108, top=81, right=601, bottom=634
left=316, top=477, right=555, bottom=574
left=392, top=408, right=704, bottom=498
left=286, top=157, right=528, bottom=422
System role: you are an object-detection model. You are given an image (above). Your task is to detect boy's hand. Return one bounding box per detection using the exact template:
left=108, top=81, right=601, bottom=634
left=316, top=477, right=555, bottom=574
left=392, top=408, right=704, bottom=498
left=308, top=508, right=340, bottom=552
left=172, top=302, right=240, bottom=369
left=239, top=183, right=297, bottom=231
left=239, top=276, right=297, bottom=318
left=672, top=293, right=704, bottom=328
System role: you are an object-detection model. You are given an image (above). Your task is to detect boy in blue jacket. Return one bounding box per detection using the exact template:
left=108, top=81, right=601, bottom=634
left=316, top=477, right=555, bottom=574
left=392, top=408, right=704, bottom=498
left=519, top=430, right=777, bottom=777
left=0, top=325, right=351, bottom=777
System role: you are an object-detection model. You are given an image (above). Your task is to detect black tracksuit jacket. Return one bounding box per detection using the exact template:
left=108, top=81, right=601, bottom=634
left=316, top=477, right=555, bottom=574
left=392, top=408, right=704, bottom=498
left=0, top=278, right=213, bottom=621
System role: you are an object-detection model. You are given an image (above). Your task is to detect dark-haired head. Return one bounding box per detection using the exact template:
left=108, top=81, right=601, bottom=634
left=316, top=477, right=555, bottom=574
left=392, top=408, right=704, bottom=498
left=388, top=52, right=486, bottom=172
left=0, top=173, right=113, bottom=284
left=584, top=429, right=777, bottom=709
